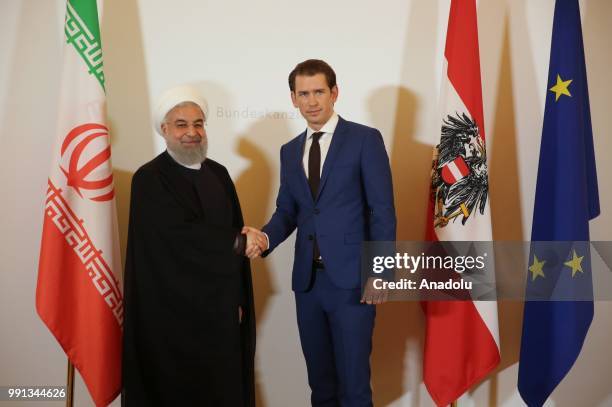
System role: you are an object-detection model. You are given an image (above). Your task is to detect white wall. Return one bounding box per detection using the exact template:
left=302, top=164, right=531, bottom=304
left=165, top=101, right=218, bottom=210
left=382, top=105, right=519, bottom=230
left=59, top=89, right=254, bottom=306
left=1, top=0, right=610, bottom=406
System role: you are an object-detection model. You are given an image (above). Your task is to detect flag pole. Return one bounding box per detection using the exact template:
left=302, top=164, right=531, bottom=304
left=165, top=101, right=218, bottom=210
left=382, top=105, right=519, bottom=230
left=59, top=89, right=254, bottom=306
left=66, top=359, right=75, bottom=407
left=450, top=401, right=457, bottom=407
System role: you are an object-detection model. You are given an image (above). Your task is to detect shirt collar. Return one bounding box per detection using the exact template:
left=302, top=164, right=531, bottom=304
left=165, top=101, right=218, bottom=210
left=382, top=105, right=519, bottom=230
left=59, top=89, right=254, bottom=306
left=306, top=112, right=339, bottom=139
left=166, top=149, right=202, bottom=170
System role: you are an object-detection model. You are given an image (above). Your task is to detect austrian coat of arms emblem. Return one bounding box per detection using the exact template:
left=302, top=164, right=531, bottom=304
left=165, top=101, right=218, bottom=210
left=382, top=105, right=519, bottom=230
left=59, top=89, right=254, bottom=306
left=431, top=112, right=489, bottom=228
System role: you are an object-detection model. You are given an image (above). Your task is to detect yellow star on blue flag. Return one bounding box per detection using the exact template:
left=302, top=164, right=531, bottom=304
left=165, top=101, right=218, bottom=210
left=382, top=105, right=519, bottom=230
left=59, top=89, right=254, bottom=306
left=550, top=74, right=572, bottom=101
left=529, top=255, right=546, bottom=281
left=564, top=249, right=584, bottom=277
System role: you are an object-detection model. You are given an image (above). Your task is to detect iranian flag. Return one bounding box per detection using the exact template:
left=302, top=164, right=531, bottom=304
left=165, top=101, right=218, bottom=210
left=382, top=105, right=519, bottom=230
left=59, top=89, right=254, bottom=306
left=36, top=1, right=122, bottom=406
left=423, top=0, right=500, bottom=405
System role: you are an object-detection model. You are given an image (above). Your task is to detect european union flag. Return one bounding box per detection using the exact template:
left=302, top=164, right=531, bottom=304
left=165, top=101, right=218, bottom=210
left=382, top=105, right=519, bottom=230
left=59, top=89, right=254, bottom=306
left=518, top=0, right=600, bottom=406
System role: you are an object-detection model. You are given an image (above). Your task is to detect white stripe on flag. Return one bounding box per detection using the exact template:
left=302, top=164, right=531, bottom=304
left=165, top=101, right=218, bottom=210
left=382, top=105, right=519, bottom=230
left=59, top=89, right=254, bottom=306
left=447, top=161, right=463, bottom=181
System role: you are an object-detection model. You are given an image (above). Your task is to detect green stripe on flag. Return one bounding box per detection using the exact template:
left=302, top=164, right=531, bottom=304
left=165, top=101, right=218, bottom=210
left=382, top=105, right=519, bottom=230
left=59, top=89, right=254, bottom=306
left=64, top=0, right=105, bottom=91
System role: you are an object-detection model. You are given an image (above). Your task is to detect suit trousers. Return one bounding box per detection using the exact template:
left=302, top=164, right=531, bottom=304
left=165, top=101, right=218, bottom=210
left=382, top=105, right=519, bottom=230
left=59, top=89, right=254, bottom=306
left=295, top=268, right=376, bottom=407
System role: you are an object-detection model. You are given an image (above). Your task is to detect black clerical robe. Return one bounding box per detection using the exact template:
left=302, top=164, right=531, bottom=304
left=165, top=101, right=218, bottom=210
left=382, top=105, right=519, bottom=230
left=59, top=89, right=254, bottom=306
left=122, top=151, right=255, bottom=406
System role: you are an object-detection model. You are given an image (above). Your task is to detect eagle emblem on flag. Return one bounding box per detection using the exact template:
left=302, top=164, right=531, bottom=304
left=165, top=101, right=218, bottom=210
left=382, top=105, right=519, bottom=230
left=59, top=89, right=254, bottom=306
left=431, top=112, right=489, bottom=228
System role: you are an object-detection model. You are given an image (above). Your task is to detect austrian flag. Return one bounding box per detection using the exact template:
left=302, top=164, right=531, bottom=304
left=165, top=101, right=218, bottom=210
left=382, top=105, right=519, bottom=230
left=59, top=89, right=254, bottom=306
left=423, top=0, right=500, bottom=405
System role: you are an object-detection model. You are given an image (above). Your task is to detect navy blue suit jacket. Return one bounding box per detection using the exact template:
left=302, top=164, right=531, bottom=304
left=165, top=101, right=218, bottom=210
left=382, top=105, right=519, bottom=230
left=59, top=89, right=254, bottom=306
left=263, top=116, right=396, bottom=292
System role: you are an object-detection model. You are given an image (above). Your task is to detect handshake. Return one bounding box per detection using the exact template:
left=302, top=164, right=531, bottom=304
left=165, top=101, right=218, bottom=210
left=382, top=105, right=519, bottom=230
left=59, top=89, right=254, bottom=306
left=241, top=226, right=268, bottom=260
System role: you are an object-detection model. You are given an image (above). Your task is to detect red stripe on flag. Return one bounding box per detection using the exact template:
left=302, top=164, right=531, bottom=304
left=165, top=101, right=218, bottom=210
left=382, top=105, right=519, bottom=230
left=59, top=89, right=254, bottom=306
left=445, top=0, right=486, bottom=139
left=441, top=165, right=458, bottom=184
left=422, top=300, right=500, bottom=406
left=454, top=156, right=469, bottom=176
left=37, top=209, right=121, bottom=407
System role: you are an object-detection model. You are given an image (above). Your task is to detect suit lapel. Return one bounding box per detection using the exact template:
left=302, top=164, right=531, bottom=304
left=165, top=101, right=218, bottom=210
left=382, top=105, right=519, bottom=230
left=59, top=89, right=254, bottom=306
left=295, top=130, right=314, bottom=203
left=317, top=116, right=349, bottom=201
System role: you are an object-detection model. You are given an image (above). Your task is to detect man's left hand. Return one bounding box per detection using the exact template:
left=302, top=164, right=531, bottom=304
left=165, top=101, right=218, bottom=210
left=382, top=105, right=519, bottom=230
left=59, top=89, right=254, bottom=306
left=360, top=277, right=388, bottom=305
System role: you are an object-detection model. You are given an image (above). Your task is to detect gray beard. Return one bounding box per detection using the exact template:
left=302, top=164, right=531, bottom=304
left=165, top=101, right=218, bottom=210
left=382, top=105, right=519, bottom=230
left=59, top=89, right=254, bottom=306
left=167, top=139, right=208, bottom=166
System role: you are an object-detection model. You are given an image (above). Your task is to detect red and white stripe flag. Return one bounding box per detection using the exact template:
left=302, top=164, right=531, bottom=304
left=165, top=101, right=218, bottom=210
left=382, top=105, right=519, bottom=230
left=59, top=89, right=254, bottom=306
left=36, top=1, right=122, bottom=406
left=423, top=1, right=500, bottom=405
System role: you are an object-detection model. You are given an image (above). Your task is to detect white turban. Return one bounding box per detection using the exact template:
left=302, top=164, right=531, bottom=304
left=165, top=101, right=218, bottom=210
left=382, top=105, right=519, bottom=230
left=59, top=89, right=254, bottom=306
left=154, top=85, right=209, bottom=135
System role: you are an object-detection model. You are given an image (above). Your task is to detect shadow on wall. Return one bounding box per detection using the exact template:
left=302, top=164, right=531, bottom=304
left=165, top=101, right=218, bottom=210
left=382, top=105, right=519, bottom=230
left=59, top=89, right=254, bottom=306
left=112, top=168, right=134, bottom=269
left=234, top=116, right=294, bottom=407
left=364, top=0, right=441, bottom=404
left=235, top=118, right=292, bottom=321
left=481, top=8, right=525, bottom=406
left=583, top=0, right=612, bottom=243
left=368, top=85, right=432, bottom=407
left=103, top=0, right=155, bottom=263
left=357, top=0, right=434, bottom=404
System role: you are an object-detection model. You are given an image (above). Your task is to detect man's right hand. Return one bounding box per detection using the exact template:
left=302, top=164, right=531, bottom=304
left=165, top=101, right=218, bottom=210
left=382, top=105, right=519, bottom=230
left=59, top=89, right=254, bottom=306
left=242, top=226, right=268, bottom=259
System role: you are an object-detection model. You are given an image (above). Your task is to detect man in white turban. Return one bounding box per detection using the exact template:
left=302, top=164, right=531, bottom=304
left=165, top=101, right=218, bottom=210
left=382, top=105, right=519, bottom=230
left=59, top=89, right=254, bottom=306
left=153, top=85, right=209, bottom=165
left=122, top=85, right=261, bottom=406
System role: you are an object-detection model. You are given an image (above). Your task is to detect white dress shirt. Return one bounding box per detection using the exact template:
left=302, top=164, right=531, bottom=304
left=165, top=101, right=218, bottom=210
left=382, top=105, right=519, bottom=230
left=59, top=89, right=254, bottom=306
left=261, top=112, right=339, bottom=252
left=302, top=112, right=339, bottom=177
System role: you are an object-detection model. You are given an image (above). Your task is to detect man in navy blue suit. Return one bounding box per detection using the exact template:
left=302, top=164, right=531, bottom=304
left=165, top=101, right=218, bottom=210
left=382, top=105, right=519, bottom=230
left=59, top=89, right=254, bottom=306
left=245, top=59, right=396, bottom=406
